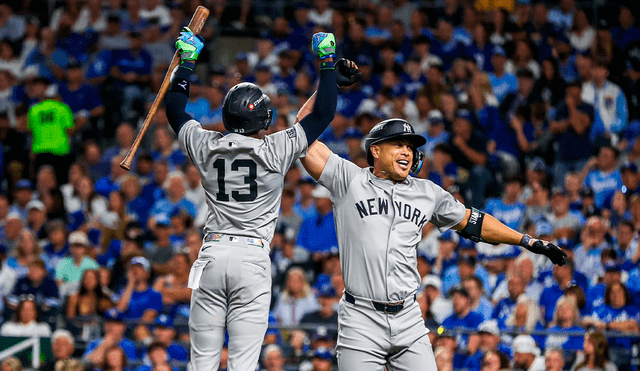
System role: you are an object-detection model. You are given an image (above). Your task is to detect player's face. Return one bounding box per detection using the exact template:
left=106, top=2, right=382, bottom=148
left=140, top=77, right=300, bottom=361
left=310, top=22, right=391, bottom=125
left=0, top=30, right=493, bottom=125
left=371, top=139, right=414, bottom=182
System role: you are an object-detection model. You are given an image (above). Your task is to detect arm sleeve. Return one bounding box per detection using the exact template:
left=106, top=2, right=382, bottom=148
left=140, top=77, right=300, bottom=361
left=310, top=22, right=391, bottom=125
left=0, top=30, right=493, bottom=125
left=165, top=65, right=195, bottom=135
left=298, top=64, right=337, bottom=144
left=317, top=153, right=362, bottom=202
left=429, top=184, right=467, bottom=232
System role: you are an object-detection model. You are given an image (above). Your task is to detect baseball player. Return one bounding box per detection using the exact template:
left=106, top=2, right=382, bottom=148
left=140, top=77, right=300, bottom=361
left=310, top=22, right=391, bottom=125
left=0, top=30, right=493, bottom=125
left=297, top=112, right=567, bottom=369
left=163, top=28, right=360, bottom=370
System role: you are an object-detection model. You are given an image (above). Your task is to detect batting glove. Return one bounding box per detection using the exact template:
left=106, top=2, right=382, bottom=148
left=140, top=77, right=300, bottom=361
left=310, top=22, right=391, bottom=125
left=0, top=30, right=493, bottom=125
left=176, top=27, right=205, bottom=62
left=312, top=32, right=336, bottom=60
left=335, top=58, right=363, bottom=87
left=520, top=235, right=568, bottom=266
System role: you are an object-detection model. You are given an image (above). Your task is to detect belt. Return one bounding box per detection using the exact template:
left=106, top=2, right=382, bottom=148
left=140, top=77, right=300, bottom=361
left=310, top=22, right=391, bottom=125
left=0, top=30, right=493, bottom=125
left=203, top=233, right=265, bottom=248
left=344, top=291, right=415, bottom=314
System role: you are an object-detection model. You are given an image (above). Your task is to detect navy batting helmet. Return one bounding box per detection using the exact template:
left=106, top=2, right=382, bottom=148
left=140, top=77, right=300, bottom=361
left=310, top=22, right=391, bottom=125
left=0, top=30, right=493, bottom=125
left=365, top=119, right=426, bottom=173
left=222, top=82, right=273, bottom=134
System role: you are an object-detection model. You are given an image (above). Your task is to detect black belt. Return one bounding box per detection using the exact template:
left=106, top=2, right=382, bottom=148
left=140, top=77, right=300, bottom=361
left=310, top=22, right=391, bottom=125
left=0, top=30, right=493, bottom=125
left=344, top=292, right=412, bottom=314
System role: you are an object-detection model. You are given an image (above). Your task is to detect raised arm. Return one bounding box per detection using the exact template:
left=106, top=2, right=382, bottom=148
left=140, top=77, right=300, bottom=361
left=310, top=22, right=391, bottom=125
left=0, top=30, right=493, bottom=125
left=165, top=27, right=205, bottom=135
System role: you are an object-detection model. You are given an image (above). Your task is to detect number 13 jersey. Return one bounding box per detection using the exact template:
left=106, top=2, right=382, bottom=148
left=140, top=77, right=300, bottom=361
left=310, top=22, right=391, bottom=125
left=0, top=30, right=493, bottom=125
left=179, top=119, right=308, bottom=246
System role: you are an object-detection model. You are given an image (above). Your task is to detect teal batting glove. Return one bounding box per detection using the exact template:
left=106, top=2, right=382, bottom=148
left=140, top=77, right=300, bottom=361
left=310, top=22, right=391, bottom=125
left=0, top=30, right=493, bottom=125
left=176, top=27, right=205, bottom=63
left=312, top=32, right=336, bottom=60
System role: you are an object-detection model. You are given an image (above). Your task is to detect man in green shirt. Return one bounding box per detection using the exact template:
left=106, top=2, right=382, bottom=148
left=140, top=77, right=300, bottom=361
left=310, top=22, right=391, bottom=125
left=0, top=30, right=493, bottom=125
left=26, top=77, right=83, bottom=184
left=55, top=230, right=99, bottom=297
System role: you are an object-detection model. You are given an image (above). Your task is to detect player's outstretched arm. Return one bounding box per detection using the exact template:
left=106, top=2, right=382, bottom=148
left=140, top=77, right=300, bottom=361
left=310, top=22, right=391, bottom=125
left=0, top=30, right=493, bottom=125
left=165, top=27, right=205, bottom=135
left=452, top=208, right=568, bottom=266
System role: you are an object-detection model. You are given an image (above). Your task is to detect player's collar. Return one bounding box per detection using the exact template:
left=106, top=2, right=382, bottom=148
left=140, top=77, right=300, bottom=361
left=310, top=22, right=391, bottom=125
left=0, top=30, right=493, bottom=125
left=367, top=168, right=412, bottom=190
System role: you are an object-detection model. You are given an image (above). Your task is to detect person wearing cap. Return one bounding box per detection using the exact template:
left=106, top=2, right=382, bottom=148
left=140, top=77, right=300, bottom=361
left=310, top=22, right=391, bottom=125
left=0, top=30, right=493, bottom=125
left=421, top=109, right=450, bottom=159
left=300, top=284, right=338, bottom=329
left=489, top=45, right=517, bottom=103
left=83, top=308, right=138, bottom=365
left=110, top=30, right=152, bottom=121
left=485, top=175, right=526, bottom=232
left=432, top=18, right=466, bottom=71
left=55, top=230, right=99, bottom=296
left=141, top=314, right=188, bottom=362
left=512, top=334, right=545, bottom=371
left=611, top=6, right=640, bottom=51
left=548, top=186, right=582, bottom=240
left=57, top=60, right=105, bottom=138
left=581, top=145, right=623, bottom=210
left=462, top=276, right=493, bottom=321
left=296, top=185, right=338, bottom=257
left=582, top=60, right=628, bottom=145
left=9, top=180, right=35, bottom=221
left=26, top=199, right=47, bottom=240
left=449, top=109, right=493, bottom=207
left=587, top=257, right=623, bottom=308
left=621, top=162, right=640, bottom=194
left=421, top=274, right=453, bottom=324
left=432, top=230, right=460, bottom=275
left=310, top=347, right=333, bottom=371
left=115, top=256, right=162, bottom=321
left=463, top=319, right=509, bottom=371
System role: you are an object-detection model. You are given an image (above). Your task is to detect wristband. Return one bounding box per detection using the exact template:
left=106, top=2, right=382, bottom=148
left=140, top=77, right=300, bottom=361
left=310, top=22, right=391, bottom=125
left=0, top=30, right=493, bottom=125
left=320, top=61, right=335, bottom=70
left=520, top=234, right=532, bottom=248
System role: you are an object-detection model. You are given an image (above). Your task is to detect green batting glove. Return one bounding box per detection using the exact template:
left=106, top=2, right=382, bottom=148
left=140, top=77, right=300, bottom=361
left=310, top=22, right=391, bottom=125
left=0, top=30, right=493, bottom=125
left=312, top=32, right=336, bottom=60
left=176, top=27, right=205, bottom=62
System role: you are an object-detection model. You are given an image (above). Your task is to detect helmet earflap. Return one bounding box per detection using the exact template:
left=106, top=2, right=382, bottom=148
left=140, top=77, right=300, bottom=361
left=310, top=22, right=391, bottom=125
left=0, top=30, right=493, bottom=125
left=411, top=151, right=424, bottom=175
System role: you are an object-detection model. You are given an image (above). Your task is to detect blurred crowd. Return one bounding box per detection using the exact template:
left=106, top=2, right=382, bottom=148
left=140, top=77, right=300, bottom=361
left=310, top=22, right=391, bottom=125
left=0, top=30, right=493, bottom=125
left=2, top=0, right=640, bottom=370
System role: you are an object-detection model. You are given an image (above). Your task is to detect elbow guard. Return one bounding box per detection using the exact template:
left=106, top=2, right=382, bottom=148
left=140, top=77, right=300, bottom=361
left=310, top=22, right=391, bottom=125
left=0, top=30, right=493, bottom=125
left=457, top=208, right=496, bottom=245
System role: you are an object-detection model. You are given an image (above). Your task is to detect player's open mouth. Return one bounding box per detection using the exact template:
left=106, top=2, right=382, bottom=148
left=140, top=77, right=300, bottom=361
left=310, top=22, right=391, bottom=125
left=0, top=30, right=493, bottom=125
left=397, top=160, right=409, bottom=170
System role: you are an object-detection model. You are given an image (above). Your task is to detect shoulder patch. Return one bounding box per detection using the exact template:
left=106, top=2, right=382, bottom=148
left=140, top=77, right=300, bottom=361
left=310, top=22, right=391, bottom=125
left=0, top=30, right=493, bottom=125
left=286, top=127, right=297, bottom=138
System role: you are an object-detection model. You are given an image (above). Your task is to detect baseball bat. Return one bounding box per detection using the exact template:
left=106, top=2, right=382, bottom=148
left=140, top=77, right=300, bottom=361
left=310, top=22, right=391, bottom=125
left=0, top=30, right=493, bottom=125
left=120, top=6, right=210, bottom=171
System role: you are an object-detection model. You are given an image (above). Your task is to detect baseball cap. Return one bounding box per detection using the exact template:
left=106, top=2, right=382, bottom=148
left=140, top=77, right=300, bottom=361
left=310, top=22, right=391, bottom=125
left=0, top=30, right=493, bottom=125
left=478, top=319, right=500, bottom=336
left=68, top=231, right=89, bottom=246
left=457, top=255, right=476, bottom=267
left=417, top=249, right=429, bottom=262
left=294, top=1, right=311, bottom=9
left=449, top=285, right=469, bottom=297
left=235, top=52, right=249, bottom=62
left=313, top=347, right=333, bottom=360
left=298, top=176, right=316, bottom=185
left=580, top=187, right=595, bottom=198
left=438, top=230, right=460, bottom=243
left=428, top=110, right=444, bottom=124
left=513, top=335, right=540, bottom=356
left=516, top=68, right=534, bottom=79
left=312, top=185, right=331, bottom=199
left=390, top=85, right=407, bottom=98
left=551, top=186, right=568, bottom=197
left=317, top=283, right=336, bottom=297
left=356, top=54, right=373, bottom=67
left=534, top=220, right=553, bottom=237
left=105, top=308, right=123, bottom=322
left=155, top=314, right=174, bottom=328
left=209, top=64, right=226, bottom=76
left=6, top=212, right=21, bottom=221
left=15, top=179, right=34, bottom=190
left=528, top=157, right=547, bottom=172
left=492, top=45, right=506, bottom=56
left=311, top=326, right=331, bottom=342
left=155, top=214, right=171, bottom=227
left=255, top=63, right=271, bottom=72
left=421, top=275, right=442, bottom=291
left=604, top=261, right=621, bottom=273
left=456, top=109, right=475, bottom=124
left=621, top=162, right=639, bottom=173
left=130, top=256, right=151, bottom=271
left=27, top=200, right=46, bottom=212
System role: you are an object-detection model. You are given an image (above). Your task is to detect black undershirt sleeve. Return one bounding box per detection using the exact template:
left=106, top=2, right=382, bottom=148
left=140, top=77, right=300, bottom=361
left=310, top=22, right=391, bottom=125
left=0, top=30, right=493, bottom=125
left=299, top=62, right=337, bottom=145
left=165, top=64, right=195, bottom=135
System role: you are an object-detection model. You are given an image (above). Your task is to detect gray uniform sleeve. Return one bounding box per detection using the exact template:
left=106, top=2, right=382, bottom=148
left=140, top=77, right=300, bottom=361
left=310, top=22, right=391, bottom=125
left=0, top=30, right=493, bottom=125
left=178, top=119, right=222, bottom=165
left=318, top=153, right=362, bottom=202
left=430, top=185, right=467, bottom=232
left=262, top=123, right=309, bottom=175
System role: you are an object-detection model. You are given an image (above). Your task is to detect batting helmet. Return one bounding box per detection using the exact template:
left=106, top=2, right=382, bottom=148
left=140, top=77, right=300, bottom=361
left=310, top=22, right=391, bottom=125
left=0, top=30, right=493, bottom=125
left=365, top=119, right=426, bottom=173
left=222, top=82, right=273, bottom=134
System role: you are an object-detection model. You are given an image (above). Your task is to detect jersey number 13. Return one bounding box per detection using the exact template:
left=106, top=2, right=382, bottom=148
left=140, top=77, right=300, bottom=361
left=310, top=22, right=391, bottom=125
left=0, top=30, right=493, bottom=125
left=213, top=158, right=258, bottom=202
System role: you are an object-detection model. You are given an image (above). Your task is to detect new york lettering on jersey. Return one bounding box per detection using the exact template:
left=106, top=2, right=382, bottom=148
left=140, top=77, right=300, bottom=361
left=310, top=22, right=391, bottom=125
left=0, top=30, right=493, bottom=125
left=354, top=197, right=429, bottom=228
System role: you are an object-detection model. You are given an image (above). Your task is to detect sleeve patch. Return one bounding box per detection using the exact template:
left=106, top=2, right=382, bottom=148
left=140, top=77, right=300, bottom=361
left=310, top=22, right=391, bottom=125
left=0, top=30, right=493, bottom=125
left=286, top=127, right=297, bottom=138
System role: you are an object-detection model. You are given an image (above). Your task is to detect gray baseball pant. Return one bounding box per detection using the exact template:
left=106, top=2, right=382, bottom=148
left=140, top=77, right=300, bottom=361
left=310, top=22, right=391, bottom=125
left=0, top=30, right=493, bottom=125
left=336, top=295, right=437, bottom=371
left=188, top=237, right=271, bottom=371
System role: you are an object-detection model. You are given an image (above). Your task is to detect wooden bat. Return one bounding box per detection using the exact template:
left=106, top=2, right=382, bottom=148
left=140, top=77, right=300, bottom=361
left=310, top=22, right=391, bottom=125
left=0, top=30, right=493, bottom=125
left=120, top=6, right=210, bottom=171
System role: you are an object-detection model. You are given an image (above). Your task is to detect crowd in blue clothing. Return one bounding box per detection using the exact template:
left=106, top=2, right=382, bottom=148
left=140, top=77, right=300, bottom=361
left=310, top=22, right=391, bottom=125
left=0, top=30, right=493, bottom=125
left=2, top=0, right=640, bottom=370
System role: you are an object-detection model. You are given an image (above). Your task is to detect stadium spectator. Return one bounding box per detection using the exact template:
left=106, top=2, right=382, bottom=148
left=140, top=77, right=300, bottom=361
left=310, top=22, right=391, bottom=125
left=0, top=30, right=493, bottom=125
left=152, top=252, right=190, bottom=311
left=0, top=357, right=22, bottom=371
left=8, top=258, right=59, bottom=314
left=142, top=315, right=188, bottom=362
left=570, top=331, right=617, bottom=371
left=58, top=61, right=104, bottom=140
left=273, top=267, right=320, bottom=326
left=611, top=6, right=640, bottom=52
left=1, top=213, right=22, bottom=255
left=41, top=329, right=76, bottom=371
left=569, top=10, right=595, bottom=54
left=295, top=186, right=338, bottom=258
left=464, top=319, right=510, bottom=371
left=114, top=256, right=162, bottom=322
left=512, top=334, right=545, bottom=371
left=545, top=348, right=566, bottom=371
left=442, top=285, right=484, bottom=349
left=7, top=228, right=46, bottom=278
left=573, top=216, right=610, bottom=278
left=261, top=344, right=285, bottom=371
left=0, top=244, right=16, bottom=314
left=149, top=172, right=197, bottom=224
left=421, top=274, right=453, bottom=325
left=548, top=187, right=582, bottom=240
left=100, top=345, right=130, bottom=371
left=66, top=269, right=114, bottom=318
left=462, top=276, right=493, bottom=321
left=545, top=295, right=585, bottom=350
left=135, top=342, right=175, bottom=371
left=10, top=179, right=35, bottom=221
left=493, top=273, right=526, bottom=328
left=484, top=175, right=526, bottom=232
left=83, top=309, right=137, bottom=365
left=0, top=296, right=51, bottom=337
left=55, top=230, right=99, bottom=296
left=588, top=261, right=623, bottom=310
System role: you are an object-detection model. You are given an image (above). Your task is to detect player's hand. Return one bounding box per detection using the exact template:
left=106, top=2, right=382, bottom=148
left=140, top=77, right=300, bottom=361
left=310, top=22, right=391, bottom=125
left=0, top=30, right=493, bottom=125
left=522, top=236, right=567, bottom=266
left=312, top=32, right=336, bottom=60
left=176, top=26, right=205, bottom=63
left=336, top=58, right=362, bottom=87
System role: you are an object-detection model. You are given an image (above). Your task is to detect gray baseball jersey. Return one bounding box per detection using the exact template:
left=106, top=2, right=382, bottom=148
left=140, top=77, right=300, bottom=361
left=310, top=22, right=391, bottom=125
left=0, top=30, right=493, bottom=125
left=318, top=153, right=467, bottom=302
left=179, top=119, right=308, bottom=245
